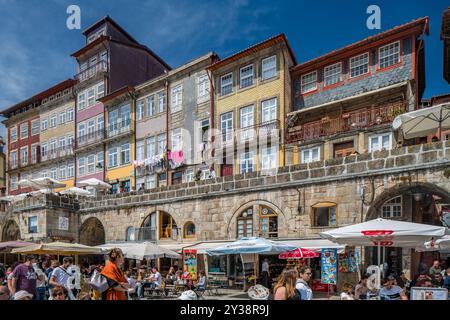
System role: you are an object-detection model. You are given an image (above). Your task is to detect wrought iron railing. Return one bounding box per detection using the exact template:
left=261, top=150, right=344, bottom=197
left=107, top=119, right=133, bottom=139
left=76, top=129, right=105, bottom=149
left=76, top=60, right=107, bottom=82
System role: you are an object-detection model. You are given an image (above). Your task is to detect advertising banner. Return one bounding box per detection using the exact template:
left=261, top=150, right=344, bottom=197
left=321, top=248, right=337, bottom=284
left=183, top=249, right=198, bottom=280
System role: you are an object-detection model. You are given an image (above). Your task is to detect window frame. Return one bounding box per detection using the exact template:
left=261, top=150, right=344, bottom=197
left=10, top=126, right=18, bottom=142
left=261, top=55, right=277, bottom=80
left=381, top=196, right=402, bottom=218
left=239, top=64, right=254, bottom=89
left=220, top=73, right=233, bottom=96
left=171, top=84, right=183, bottom=113
left=260, top=146, right=278, bottom=170
left=349, top=52, right=370, bottom=79
left=50, top=114, right=57, bottom=128
left=108, top=147, right=118, bottom=168
left=323, top=62, right=343, bottom=87
left=378, top=41, right=401, bottom=70
left=300, top=71, right=318, bottom=94
left=368, top=133, right=392, bottom=153
left=20, top=123, right=28, bottom=139
left=20, top=146, right=28, bottom=166
left=302, top=146, right=321, bottom=164
left=220, top=112, right=234, bottom=144
left=312, top=203, right=338, bottom=227
left=198, top=74, right=209, bottom=98
left=258, top=206, right=278, bottom=238
left=31, top=120, right=40, bottom=136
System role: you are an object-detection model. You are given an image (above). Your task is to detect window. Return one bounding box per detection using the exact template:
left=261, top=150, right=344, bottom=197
left=87, top=88, right=96, bottom=107
left=50, top=167, right=57, bottom=180
left=147, top=136, right=156, bottom=158
left=59, top=137, right=66, bottom=150
left=369, top=133, right=392, bottom=152
left=261, top=146, right=277, bottom=170
left=78, top=123, right=85, bottom=140
left=184, top=222, right=196, bottom=238
left=240, top=64, right=254, bottom=88
left=126, top=227, right=135, bottom=242
left=97, top=152, right=104, bottom=170
left=10, top=127, right=17, bottom=141
left=312, top=203, right=337, bottom=227
left=147, top=95, right=155, bottom=117
left=97, top=116, right=104, bottom=132
left=240, top=151, right=254, bottom=173
left=220, top=73, right=233, bottom=96
left=171, top=128, right=182, bottom=152
left=300, top=71, right=317, bottom=94
left=50, top=114, right=57, bottom=128
left=40, top=144, right=47, bottom=158
left=67, top=108, right=74, bottom=122
left=157, top=134, right=166, bottom=155
left=379, top=41, right=400, bottom=69
left=28, top=216, right=38, bottom=234
left=146, top=175, right=156, bottom=189
left=59, top=111, right=66, bottom=125
left=50, top=140, right=57, bottom=157
left=240, top=105, right=254, bottom=141
left=67, top=135, right=74, bottom=148
left=121, top=143, right=130, bottom=164
left=86, top=154, right=95, bottom=173
left=10, top=150, right=18, bottom=168
left=41, top=169, right=48, bottom=178
left=78, top=157, right=86, bottom=176
left=171, top=85, right=183, bottom=113
left=220, top=112, right=233, bottom=143
left=157, top=92, right=166, bottom=113
left=237, top=208, right=253, bottom=238
left=262, top=55, right=277, bottom=80
left=20, top=123, right=28, bottom=139
left=108, top=147, right=118, bottom=168
left=198, top=74, right=209, bottom=98
left=59, top=165, right=66, bottom=180
left=261, top=98, right=277, bottom=123
left=87, top=119, right=95, bottom=139
left=324, top=62, right=342, bottom=86
left=41, top=118, right=48, bottom=131
left=350, top=52, right=369, bottom=78
left=78, top=92, right=86, bottom=111
left=20, top=147, right=28, bottom=165
left=185, top=169, right=194, bottom=183
left=382, top=196, right=402, bottom=218
left=137, top=99, right=145, bottom=120
left=80, top=62, right=88, bottom=72
left=136, top=140, right=145, bottom=161
left=68, top=162, right=74, bottom=178
left=31, top=145, right=38, bottom=164
left=302, top=147, right=320, bottom=164
left=21, top=172, right=28, bottom=181
left=10, top=174, right=18, bottom=190
left=96, top=82, right=105, bottom=99
left=31, top=120, right=39, bottom=135
left=259, top=206, right=278, bottom=238
left=90, top=56, right=97, bottom=67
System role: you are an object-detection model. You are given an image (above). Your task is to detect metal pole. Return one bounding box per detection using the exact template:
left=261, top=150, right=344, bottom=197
left=377, top=243, right=381, bottom=288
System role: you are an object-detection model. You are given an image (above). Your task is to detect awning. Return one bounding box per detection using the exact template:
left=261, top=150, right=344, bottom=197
left=275, top=239, right=346, bottom=254
left=181, top=240, right=236, bottom=254
left=157, top=241, right=198, bottom=253
left=392, top=102, right=450, bottom=139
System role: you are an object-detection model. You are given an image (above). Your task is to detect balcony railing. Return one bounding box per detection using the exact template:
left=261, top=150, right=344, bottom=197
left=9, top=194, right=80, bottom=213
left=76, top=60, right=107, bottom=82
left=8, top=154, right=41, bottom=170
left=107, top=119, right=133, bottom=139
left=286, top=101, right=407, bottom=143
left=227, top=119, right=280, bottom=144
left=76, top=129, right=105, bottom=149
left=41, top=146, right=74, bottom=162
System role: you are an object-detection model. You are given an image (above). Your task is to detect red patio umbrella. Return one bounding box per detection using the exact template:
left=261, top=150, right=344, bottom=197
left=278, top=248, right=319, bottom=259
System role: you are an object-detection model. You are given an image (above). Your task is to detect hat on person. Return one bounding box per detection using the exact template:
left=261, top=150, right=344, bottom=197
left=178, top=290, right=197, bottom=300
left=14, top=290, right=33, bottom=300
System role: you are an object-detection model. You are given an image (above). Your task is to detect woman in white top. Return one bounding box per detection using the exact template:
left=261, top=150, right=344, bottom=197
left=340, top=283, right=355, bottom=300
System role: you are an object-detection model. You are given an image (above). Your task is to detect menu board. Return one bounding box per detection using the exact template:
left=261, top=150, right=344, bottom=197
left=183, top=249, right=197, bottom=280
left=348, top=250, right=360, bottom=273
left=338, top=253, right=349, bottom=272
left=321, top=249, right=337, bottom=284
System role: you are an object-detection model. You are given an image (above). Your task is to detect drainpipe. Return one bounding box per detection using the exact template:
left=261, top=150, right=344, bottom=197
left=165, top=79, right=170, bottom=186
left=207, top=55, right=218, bottom=172
left=101, top=42, right=110, bottom=184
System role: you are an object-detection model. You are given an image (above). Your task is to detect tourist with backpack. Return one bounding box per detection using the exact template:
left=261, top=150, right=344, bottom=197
left=49, top=257, right=77, bottom=300
left=296, top=266, right=313, bottom=300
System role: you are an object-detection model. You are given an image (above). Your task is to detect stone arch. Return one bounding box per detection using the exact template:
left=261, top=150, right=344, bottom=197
left=183, top=221, right=196, bottom=239
left=1, top=219, right=20, bottom=241
left=79, top=217, right=105, bottom=246
left=226, top=199, right=286, bottom=239
left=366, top=182, right=450, bottom=221
left=140, top=210, right=179, bottom=241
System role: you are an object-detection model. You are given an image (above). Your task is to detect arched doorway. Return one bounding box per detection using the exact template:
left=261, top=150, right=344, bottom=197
left=79, top=217, right=105, bottom=246
left=140, top=211, right=178, bottom=241
left=1, top=220, right=20, bottom=241
left=365, top=182, right=450, bottom=278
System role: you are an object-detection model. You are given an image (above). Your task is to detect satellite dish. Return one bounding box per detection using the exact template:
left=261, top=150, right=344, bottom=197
left=367, top=265, right=381, bottom=291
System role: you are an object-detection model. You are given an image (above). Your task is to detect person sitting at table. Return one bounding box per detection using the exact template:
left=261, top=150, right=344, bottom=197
left=194, top=270, right=207, bottom=291
left=165, top=267, right=176, bottom=285
left=148, top=267, right=162, bottom=290
left=181, top=265, right=192, bottom=289
left=135, top=267, right=146, bottom=299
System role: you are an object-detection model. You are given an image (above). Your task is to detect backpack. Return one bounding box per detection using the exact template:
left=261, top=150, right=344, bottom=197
left=89, top=270, right=109, bottom=293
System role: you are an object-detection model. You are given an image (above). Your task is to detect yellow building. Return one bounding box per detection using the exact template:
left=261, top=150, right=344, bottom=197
left=99, top=86, right=136, bottom=193
left=209, top=34, right=296, bottom=176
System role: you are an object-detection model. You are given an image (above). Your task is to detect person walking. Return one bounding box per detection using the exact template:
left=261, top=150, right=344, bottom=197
left=100, top=248, right=129, bottom=300
left=49, top=257, right=77, bottom=300
left=273, top=269, right=301, bottom=300
left=296, top=266, right=313, bottom=300
left=261, top=259, right=270, bottom=289
left=10, top=255, right=44, bottom=299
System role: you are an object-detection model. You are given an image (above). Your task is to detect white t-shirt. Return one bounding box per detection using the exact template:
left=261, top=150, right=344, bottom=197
left=340, top=292, right=354, bottom=300
left=379, top=285, right=403, bottom=300
left=51, top=266, right=71, bottom=287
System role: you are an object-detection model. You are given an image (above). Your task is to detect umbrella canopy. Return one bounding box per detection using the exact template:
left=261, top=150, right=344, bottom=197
left=60, top=187, right=93, bottom=197
left=278, top=248, right=320, bottom=259
left=320, top=218, right=448, bottom=247
left=11, top=241, right=102, bottom=255
left=424, top=235, right=450, bottom=251
left=97, top=242, right=180, bottom=260
left=78, top=178, right=112, bottom=190
left=206, top=237, right=297, bottom=256
left=30, top=177, right=66, bottom=189
left=0, top=241, right=35, bottom=252
left=392, top=103, right=450, bottom=139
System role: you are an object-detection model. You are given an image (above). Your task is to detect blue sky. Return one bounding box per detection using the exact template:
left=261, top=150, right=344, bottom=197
left=0, top=0, right=448, bottom=136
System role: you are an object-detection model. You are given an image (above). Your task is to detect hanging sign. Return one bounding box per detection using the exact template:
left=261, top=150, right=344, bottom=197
left=321, top=248, right=337, bottom=284
left=348, top=250, right=360, bottom=273
left=183, top=249, right=197, bottom=280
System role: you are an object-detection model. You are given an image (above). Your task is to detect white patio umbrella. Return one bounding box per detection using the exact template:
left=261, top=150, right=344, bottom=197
left=60, top=187, right=93, bottom=197
left=31, top=177, right=66, bottom=190
left=392, top=102, right=450, bottom=140
left=424, top=235, right=450, bottom=251
left=320, top=218, right=448, bottom=283
left=78, top=178, right=112, bottom=190
left=97, top=242, right=180, bottom=260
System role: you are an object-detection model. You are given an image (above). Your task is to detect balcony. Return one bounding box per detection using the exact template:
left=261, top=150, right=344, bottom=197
left=106, top=119, right=134, bottom=140
left=229, top=119, right=281, bottom=145
left=76, top=60, right=107, bottom=83
left=286, top=101, right=407, bottom=143
left=41, top=146, right=74, bottom=163
left=76, top=129, right=105, bottom=150
left=8, top=154, right=41, bottom=171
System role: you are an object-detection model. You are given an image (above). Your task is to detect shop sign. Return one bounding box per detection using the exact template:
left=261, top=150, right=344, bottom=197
left=183, top=249, right=197, bottom=280
left=321, top=248, right=337, bottom=284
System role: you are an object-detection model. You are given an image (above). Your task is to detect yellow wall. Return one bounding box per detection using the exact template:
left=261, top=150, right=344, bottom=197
left=55, top=179, right=75, bottom=193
